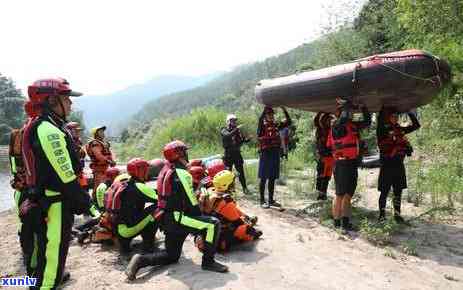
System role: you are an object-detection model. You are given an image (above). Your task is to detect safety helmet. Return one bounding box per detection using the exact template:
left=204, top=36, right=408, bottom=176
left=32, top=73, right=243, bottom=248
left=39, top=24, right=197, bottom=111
left=188, top=159, right=203, bottom=168
left=105, top=167, right=121, bottom=182
left=213, top=170, right=235, bottom=192
left=27, top=78, right=82, bottom=105
left=163, top=140, right=189, bottom=162
left=147, top=158, right=165, bottom=180
left=226, top=114, right=237, bottom=123
left=206, top=159, right=226, bottom=178
left=127, top=158, right=150, bottom=181
left=91, top=126, right=106, bottom=138
left=189, top=166, right=206, bottom=185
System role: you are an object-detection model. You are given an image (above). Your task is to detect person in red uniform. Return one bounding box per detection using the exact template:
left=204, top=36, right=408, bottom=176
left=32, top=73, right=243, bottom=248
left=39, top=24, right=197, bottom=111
left=314, top=112, right=335, bottom=200
left=377, top=107, right=420, bottom=222
left=257, top=106, right=291, bottom=208
left=327, top=98, right=371, bottom=230
left=86, top=126, right=116, bottom=198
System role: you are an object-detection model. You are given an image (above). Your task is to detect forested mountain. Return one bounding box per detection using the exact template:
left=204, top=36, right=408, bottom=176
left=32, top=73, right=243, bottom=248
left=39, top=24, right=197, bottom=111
left=0, top=75, right=24, bottom=144
left=74, top=73, right=221, bottom=132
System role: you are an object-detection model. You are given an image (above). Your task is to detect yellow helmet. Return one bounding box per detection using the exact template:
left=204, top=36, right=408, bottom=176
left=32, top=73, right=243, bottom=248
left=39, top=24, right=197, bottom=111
left=213, top=170, right=235, bottom=192
left=90, top=126, right=106, bottom=138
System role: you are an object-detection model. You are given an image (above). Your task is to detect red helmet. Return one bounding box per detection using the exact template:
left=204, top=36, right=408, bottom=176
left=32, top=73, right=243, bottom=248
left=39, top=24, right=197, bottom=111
left=105, top=167, right=121, bottom=181
left=147, top=158, right=165, bottom=180
left=163, top=140, right=188, bottom=162
left=27, top=78, right=82, bottom=105
left=206, top=159, right=226, bottom=178
left=189, top=166, right=206, bottom=184
left=127, top=158, right=150, bottom=181
left=188, top=159, right=203, bottom=168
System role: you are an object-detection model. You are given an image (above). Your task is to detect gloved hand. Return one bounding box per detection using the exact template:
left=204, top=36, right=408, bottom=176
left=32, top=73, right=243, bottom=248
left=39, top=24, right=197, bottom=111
left=19, top=198, right=37, bottom=218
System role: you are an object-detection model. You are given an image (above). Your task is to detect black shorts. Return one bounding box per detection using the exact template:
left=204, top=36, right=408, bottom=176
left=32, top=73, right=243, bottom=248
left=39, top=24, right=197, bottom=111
left=334, top=159, right=358, bottom=196
left=378, top=155, right=407, bottom=192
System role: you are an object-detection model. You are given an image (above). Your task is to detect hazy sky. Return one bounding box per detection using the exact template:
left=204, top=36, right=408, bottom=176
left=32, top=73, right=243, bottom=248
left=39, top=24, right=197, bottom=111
left=1, top=0, right=358, bottom=95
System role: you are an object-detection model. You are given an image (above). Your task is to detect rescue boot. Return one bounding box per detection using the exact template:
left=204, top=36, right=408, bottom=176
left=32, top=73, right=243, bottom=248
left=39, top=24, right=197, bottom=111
left=333, top=219, right=341, bottom=228
left=247, top=226, right=263, bottom=240
left=201, top=258, right=229, bottom=273
left=125, top=252, right=170, bottom=281
left=394, top=215, right=405, bottom=224
left=378, top=209, right=386, bottom=222
left=269, top=200, right=281, bottom=207
left=77, top=231, right=90, bottom=245
left=316, top=191, right=327, bottom=201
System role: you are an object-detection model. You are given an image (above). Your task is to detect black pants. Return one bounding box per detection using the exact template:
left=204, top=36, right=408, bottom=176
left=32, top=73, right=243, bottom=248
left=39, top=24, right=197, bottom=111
left=19, top=208, right=39, bottom=277
left=223, top=151, right=247, bottom=190
left=259, top=178, right=276, bottom=203
left=379, top=189, right=403, bottom=215
left=32, top=198, right=74, bottom=290
left=162, top=213, right=221, bottom=264
left=117, top=205, right=158, bottom=253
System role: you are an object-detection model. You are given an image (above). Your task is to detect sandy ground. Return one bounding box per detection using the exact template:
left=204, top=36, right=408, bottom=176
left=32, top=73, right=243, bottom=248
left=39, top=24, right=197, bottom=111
left=1, top=186, right=463, bottom=290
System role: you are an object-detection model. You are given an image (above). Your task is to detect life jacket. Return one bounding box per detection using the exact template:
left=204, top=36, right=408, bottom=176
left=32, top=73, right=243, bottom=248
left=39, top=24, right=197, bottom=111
left=9, top=128, right=27, bottom=190
left=86, top=139, right=112, bottom=170
left=378, top=125, right=411, bottom=158
left=258, top=121, right=281, bottom=150
left=21, top=117, right=39, bottom=187
left=104, top=179, right=129, bottom=214
left=330, top=121, right=360, bottom=160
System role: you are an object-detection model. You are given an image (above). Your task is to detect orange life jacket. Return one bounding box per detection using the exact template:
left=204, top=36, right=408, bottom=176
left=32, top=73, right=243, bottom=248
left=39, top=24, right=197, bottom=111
left=86, top=139, right=113, bottom=170
left=258, top=122, right=281, bottom=150
left=330, top=121, right=360, bottom=160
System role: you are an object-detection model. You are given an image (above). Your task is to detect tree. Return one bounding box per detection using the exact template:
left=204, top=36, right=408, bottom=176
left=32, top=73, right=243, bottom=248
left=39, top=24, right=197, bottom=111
left=0, top=74, right=25, bottom=144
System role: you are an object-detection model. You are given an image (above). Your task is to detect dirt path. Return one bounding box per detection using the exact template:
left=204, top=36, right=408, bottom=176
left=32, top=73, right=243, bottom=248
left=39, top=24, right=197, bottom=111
left=1, top=197, right=462, bottom=290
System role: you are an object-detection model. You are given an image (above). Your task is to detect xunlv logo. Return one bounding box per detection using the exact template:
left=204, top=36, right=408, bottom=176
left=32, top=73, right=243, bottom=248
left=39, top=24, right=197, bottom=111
left=0, top=276, right=37, bottom=287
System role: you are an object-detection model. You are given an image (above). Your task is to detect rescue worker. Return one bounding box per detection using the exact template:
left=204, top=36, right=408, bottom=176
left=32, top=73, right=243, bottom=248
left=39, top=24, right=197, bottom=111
left=21, top=78, right=92, bottom=288
left=327, top=98, right=371, bottom=231
left=86, top=125, right=115, bottom=197
left=114, top=158, right=158, bottom=253
left=125, top=140, right=228, bottom=281
left=377, top=107, right=420, bottom=223
left=8, top=123, right=36, bottom=276
left=314, top=112, right=335, bottom=200
left=197, top=170, right=261, bottom=251
left=221, top=114, right=251, bottom=194
left=257, top=106, right=291, bottom=208
left=65, top=121, right=88, bottom=190
left=189, top=165, right=209, bottom=195
left=94, top=167, right=121, bottom=211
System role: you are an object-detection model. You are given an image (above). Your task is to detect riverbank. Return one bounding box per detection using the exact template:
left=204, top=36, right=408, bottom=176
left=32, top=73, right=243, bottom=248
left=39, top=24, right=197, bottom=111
left=1, top=169, right=463, bottom=289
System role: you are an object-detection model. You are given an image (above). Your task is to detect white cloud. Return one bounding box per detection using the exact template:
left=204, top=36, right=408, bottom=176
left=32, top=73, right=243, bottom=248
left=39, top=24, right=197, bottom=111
left=1, top=0, right=350, bottom=95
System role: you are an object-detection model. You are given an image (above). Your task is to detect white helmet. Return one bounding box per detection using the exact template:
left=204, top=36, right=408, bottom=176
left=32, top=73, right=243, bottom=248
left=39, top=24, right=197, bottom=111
left=226, top=114, right=237, bottom=124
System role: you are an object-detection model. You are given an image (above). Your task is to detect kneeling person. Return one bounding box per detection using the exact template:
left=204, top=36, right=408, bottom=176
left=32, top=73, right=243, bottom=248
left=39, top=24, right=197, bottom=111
left=113, top=158, right=158, bottom=253
left=198, top=170, right=261, bottom=251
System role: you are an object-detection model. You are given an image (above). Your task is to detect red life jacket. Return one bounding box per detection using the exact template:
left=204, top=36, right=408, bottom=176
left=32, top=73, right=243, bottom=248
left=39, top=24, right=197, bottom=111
left=21, top=117, right=39, bottom=187
left=330, top=121, right=360, bottom=160
left=86, top=139, right=113, bottom=169
left=156, top=162, right=176, bottom=211
left=378, top=126, right=410, bottom=158
left=258, top=121, right=281, bottom=150
left=104, top=179, right=129, bottom=213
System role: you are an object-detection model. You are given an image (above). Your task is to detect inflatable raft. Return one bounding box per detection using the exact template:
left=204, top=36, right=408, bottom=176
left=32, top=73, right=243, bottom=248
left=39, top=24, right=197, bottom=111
left=255, top=50, right=451, bottom=112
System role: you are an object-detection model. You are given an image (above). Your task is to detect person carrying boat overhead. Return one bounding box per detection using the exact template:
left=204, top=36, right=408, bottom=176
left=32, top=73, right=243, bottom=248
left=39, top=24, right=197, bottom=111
left=327, top=98, right=371, bottom=231
left=377, top=107, right=420, bottom=223
left=125, top=140, right=228, bottom=281
left=86, top=125, right=116, bottom=197
left=257, top=106, right=291, bottom=208
left=221, top=113, right=251, bottom=194
left=314, top=112, right=335, bottom=200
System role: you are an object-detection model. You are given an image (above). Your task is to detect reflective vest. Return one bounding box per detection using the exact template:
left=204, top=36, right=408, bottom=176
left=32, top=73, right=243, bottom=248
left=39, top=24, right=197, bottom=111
left=378, top=126, right=410, bottom=158
left=330, top=122, right=360, bottom=160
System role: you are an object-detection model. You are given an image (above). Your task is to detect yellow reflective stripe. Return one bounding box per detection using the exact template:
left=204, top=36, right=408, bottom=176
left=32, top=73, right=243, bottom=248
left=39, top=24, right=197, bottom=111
left=37, top=121, right=76, bottom=184
left=45, top=189, right=60, bottom=197
left=173, top=211, right=214, bottom=243
left=31, top=233, right=38, bottom=269
left=89, top=204, right=101, bottom=218
left=117, top=215, right=154, bottom=238
left=114, top=173, right=130, bottom=183
left=176, top=169, right=198, bottom=206
left=135, top=182, right=158, bottom=200
left=14, top=190, right=21, bottom=216
left=96, top=183, right=107, bottom=208
left=41, top=191, right=62, bottom=289
left=10, top=156, right=17, bottom=174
